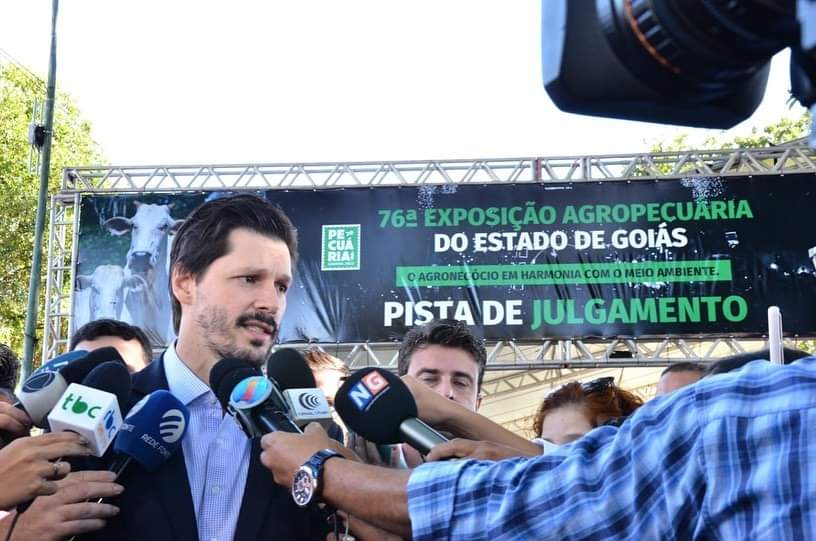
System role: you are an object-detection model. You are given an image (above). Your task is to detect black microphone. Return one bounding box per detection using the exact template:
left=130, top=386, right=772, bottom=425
left=59, top=346, right=127, bottom=385
left=265, top=348, right=317, bottom=389
left=266, top=349, right=334, bottom=428
left=335, top=368, right=448, bottom=455
left=210, top=358, right=301, bottom=437
left=80, top=360, right=132, bottom=414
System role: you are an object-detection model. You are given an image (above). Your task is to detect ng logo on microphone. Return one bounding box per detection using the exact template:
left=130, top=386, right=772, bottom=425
left=159, top=409, right=186, bottom=443
left=349, top=371, right=389, bottom=411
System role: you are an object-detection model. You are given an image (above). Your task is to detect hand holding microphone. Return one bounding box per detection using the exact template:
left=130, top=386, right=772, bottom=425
left=0, top=432, right=91, bottom=509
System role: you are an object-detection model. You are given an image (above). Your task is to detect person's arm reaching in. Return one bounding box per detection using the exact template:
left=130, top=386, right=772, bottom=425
left=401, top=376, right=541, bottom=457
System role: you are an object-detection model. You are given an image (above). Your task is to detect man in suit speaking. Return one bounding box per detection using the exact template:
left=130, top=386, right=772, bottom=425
left=83, top=194, right=329, bottom=541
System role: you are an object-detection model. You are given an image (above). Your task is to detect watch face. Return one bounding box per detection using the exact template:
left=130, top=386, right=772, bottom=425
left=292, top=466, right=316, bottom=507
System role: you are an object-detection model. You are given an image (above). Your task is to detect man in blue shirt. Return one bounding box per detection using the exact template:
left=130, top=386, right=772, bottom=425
left=261, top=355, right=816, bottom=540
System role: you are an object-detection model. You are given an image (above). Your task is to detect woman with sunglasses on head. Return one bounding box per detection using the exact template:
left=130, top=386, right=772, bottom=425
left=532, top=377, right=643, bottom=452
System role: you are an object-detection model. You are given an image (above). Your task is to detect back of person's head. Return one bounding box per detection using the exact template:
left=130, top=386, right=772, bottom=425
left=532, top=376, right=643, bottom=438
left=660, top=362, right=706, bottom=378
left=302, top=348, right=349, bottom=376
left=302, top=348, right=349, bottom=404
left=706, top=347, right=811, bottom=376
left=70, top=318, right=153, bottom=368
left=656, top=362, right=707, bottom=396
left=169, top=194, right=299, bottom=332
left=0, top=344, right=20, bottom=402
left=397, top=319, right=487, bottom=390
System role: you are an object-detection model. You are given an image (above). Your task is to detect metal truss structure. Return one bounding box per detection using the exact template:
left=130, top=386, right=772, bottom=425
left=43, top=142, right=816, bottom=388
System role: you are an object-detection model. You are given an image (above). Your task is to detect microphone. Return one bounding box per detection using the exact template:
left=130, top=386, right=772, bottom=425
left=47, top=361, right=131, bottom=457
left=210, top=357, right=301, bottom=437
left=266, top=349, right=333, bottom=429
left=32, top=349, right=88, bottom=376
left=10, top=349, right=99, bottom=430
left=108, top=390, right=189, bottom=476
left=335, top=368, right=448, bottom=455
left=266, top=348, right=317, bottom=388
left=58, top=346, right=127, bottom=384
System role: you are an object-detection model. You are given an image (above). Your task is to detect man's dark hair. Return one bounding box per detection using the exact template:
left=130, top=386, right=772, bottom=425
left=706, top=347, right=811, bottom=377
left=397, top=319, right=487, bottom=390
left=0, top=343, right=20, bottom=392
left=169, top=194, right=299, bottom=332
left=70, top=319, right=153, bottom=363
left=660, top=362, right=707, bottom=378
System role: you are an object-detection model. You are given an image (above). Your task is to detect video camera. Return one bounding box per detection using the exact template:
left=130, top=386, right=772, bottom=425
left=543, top=0, right=815, bottom=142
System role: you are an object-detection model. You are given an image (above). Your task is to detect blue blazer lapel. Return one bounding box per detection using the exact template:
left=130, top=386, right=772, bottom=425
left=130, top=355, right=199, bottom=541
left=233, top=438, right=278, bottom=541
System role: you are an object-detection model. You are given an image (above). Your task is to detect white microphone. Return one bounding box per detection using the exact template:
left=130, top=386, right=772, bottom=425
left=47, top=383, right=123, bottom=456
left=16, top=370, right=69, bottom=428
left=281, top=388, right=333, bottom=429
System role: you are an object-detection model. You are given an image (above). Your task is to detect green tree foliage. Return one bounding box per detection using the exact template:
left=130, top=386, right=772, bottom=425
left=0, top=63, right=101, bottom=356
left=634, top=111, right=812, bottom=177
left=648, top=112, right=812, bottom=153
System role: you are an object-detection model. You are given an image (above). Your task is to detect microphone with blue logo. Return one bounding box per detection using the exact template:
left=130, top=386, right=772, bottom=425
left=210, top=357, right=301, bottom=438
left=335, top=367, right=448, bottom=456
left=47, top=360, right=131, bottom=457
left=63, top=391, right=189, bottom=541
left=108, top=390, right=189, bottom=476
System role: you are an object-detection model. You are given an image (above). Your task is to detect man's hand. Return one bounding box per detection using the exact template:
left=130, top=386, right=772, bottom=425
left=347, top=433, right=403, bottom=469
left=260, top=423, right=355, bottom=488
left=0, top=401, right=33, bottom=442
left=426, top=438, right=536, bottom=462
left=8, top=470, right=122, bottom=541
left=0, top=432, right=92, bottom=509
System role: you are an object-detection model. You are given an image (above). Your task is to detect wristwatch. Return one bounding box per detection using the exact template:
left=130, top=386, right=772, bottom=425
left=291, top=448, right=342, bottom=507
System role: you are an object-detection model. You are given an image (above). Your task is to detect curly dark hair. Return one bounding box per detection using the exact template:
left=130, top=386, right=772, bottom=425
left=0, top=343, right=20, bottom=391
left=532, top=378, right=643, bottom=437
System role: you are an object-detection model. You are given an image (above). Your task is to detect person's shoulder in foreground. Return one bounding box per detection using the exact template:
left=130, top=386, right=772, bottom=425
left=408, top=356, right=816, bottom=541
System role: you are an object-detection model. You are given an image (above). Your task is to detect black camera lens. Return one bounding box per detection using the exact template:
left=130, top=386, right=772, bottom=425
left=542, top=0, right=802, bottom=128
left=602, top=0, right=798, bottom=95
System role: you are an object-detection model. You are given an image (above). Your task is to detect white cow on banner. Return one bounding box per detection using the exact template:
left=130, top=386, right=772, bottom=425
left=104, top=202, right=184, bottom=346
left=75, top=264, right=142, bottom=322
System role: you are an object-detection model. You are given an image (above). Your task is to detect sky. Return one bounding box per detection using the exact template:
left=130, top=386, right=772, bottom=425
left=0, top=1, right=808, bottom=166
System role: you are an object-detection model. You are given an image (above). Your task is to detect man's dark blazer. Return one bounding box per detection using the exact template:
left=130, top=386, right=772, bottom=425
left=80, top=355, right=330, bottom=541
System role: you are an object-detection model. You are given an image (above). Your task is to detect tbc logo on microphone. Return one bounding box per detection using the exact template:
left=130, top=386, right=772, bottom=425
left=103, top=409, right=118, bottom=438
left=61, top=393, right=102, bottom=418
left=349, top=371, right=389, bottom=411
left=297, top=391, right=322, bottom=411
left=159, top=409, right=186, bottom=443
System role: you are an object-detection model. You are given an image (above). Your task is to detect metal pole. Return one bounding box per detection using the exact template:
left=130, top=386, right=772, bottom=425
left=22, top=0, right=59, bottom=379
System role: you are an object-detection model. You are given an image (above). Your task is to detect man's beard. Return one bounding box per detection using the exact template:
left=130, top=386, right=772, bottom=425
left=196, top=307, right=277, bottom=366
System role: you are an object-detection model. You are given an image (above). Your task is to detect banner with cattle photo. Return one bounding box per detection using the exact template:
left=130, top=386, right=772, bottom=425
left=72, top=174, right=816, bottom=348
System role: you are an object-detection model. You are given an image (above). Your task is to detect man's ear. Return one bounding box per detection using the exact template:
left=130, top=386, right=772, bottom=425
left=171, top=267, right=195, bottom=307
